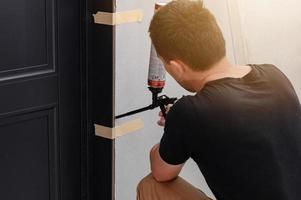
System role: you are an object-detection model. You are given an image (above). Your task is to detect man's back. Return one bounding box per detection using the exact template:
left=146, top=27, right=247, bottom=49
left=160, top=64, right=301, bottom=200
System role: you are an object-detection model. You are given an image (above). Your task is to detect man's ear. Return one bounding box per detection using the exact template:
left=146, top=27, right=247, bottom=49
left=169, top=60, right=185, bottom=75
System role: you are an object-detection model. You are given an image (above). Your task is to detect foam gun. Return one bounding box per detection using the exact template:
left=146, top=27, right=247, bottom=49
left=116, top=46, right=177, bottom=119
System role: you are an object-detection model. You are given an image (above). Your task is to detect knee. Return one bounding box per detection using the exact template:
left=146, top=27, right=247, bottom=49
left=137, top=174, right=156, bottom=191
left=137, top=173, right=159, bottom=199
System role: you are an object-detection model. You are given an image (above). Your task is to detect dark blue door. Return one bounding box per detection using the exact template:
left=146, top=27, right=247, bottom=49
left=0, top=0, right=90, bottom=199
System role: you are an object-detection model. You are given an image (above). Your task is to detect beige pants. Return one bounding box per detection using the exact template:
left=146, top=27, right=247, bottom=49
left=137, top=174, right=212, bottom=200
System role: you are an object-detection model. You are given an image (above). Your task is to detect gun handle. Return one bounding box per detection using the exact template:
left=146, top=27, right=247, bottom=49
left=160, top=105, right=167, bottom=118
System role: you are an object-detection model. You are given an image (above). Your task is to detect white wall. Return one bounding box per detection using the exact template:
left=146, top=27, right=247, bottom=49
left=114, top=1, right=236, bottom=199
left=236, top=0, right=301, bottom=99
left=113, top=1, right=301, bottom=200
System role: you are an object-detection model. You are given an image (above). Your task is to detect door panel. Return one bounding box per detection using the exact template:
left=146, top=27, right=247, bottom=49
left=0, top=75, right=57, bottom=116
left=0, top=0, right=55, bottom=80
left=0, top=0, right=88, bottom=199
left=0, top=109, right=57, bottom=200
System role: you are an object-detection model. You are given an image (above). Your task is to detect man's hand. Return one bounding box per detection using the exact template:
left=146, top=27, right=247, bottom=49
left=157, top=105, right=172, bottom=126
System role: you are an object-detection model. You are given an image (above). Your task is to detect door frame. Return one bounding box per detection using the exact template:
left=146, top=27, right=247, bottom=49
left=80, top=0, right=95, bottom=199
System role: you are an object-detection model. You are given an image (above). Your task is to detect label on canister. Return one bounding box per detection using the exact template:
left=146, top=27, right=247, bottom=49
left=148, top=44, right=166, bottom=88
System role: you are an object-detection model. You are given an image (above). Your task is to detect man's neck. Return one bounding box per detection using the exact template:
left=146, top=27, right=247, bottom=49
left=188, top=57, right=251, bottom=92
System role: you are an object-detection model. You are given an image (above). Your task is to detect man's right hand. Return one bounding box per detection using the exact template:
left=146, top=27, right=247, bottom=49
left=157, top=105, right=171, bottom=127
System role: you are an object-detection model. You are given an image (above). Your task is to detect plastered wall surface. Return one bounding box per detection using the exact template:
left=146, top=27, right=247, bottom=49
left=114, top=1, right=237, bottom=199
left=113, top=1, right=301, bottom=199
left=236, top=0, right=301, bottom=99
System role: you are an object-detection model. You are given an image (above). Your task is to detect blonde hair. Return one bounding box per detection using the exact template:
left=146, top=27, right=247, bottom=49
left=149, top=0, right=226, bottom=71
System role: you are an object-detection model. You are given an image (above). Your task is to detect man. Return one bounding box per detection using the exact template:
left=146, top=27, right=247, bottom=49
left=137, top=0, right=301, bottom=200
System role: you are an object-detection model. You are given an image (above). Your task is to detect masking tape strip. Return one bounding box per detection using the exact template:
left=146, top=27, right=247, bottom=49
left=93, top=9, right=144, bottom=25
left=95, top=118, right=144, bottom=139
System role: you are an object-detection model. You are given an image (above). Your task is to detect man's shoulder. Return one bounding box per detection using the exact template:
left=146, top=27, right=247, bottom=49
left=169, top=96, right=193, bottom=117
left=171, top=95, right=201, bottom=113
left=250, top=63, right=285, bottom=78
left=249, top=63, right=276, bottom=69
left=168, top=95, right=198, bottom=118
left=254, top=64, right=297, bottom=91
left=167, top=95, right=204, bottom=123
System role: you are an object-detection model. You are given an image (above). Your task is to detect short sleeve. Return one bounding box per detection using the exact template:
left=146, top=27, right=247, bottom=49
left=159, top=97, right=194, bottom=165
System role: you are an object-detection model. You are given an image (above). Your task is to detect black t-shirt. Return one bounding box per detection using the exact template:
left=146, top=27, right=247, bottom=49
left=159, top=64, right=301, bottom=200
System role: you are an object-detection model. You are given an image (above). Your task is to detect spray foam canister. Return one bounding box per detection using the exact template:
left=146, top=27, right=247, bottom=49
left=148, top=44, right=166, bottom=88
left=147, top=3, right=167, bottom=89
